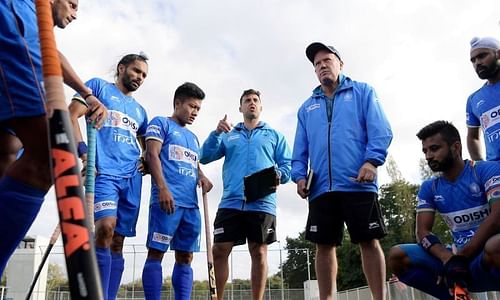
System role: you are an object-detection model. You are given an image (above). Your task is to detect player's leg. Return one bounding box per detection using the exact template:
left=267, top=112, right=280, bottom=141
left=388, top=244, right=451, bottom=299
left=170, top=207, right=202, bottom=300
left=305, top=192, right=343, bottom=300
left=0, top=130, right=22, bottom=178
left=246, top=211, right=276, bottom=300
left=343, top=192, right=387, bottom=300
left=0, top=117, right=50, bottom=274
left=359, top=239, right=386, bottom=300
left=467, top=234, right=500, bottom=292
left=213, top=209, right=244, bottom=300
left=94, top=175, right=121, bottom=298
left=142, top=202, right=181, bottom=299
left=108, top=173, right=142, bottom=300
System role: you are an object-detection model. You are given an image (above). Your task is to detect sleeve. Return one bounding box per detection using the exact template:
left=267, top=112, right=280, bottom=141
left=199, top=131, right=225, bottom=164
left=145, top=117, right=166, bottom=144
left=466, top=94, right=480, bottom=127
left=291, top=105, right=309, bottom=182
left=363, top=84, right=393, bottom=166
left=416, top=180, right=436, bottom=213
left=478, top=162, right=500, bottom=205
left=72, top=78, right=105, bottom=103
left=273, top=131, right=292, bottom=184
left=137, top=107, right=149, bottom=137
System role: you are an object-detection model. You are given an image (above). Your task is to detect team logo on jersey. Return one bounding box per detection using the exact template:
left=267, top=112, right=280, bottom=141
left=476, top=100, right=485, bottom=108
left=152, top=232, right=172, bottom=245
left=114, top=132, right=136, bottom=145
left=213, top=227, right=224, bottom=235
left=107, top=110, right=139, bottom=133
left=309, top=225, right=318, bottom=232
left=306, top=103, right=320, bottom=112
left=343, top=92, right=353, bottom=101
left=469, top=182, right=482, bottom=197
left=168, top=144, right=198, bottom=167
left=94, top=201, right=116, bottom=213
left=173, top=131, right=181, bottom=137
left=417, top=197, right=428, bottom=206
left=146, top=125, right=161, bottom=136
left=441, top=204, right=490, bottom=231
left=487, top=186, right=500, bottom=201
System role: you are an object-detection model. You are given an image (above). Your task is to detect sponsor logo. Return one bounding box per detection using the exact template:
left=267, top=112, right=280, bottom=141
left=55, top=133, right=69, bottom=145
left=306, top=103, right=320, bottom=112
left=168, top=144, right=198, bottom=167
left=343, top=92, right=353, bottom=101
left=368, top=222, right=380, bottom=230
left=152, top=232, right=172, bottom=244
left=228, top=134, right=239, bottom=141
left=106, top=110, right=140, bottom=133
left=111, top=96, right=120, bottom=102
left=173, top=131, right=181, bottom=137
left=441, top=204, right=490, bottom=231
left=213, top=227, right=224, bottom=235
left=480, top=105, right=500, bottom=130
left=267, top=228, right=274, bottom=234
left=146, top=125, right=161, bottom=136
left=485, top=175, right=500, bottom=190
left=434, top=195, right=445, bottom=202
left=417, top=197, right=428, bottom=206
left=179, top=166, right=196, bottom=178
left=94, top=201, right=116, bottom=213
left=309, top=225, right=317, bottom=232
left=476, top=100, right=485, bottom=108
left=114, top=132, right=136, bottom=145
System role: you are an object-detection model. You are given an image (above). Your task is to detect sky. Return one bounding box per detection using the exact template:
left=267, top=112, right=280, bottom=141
left=20, top=0, right=500, bottom=283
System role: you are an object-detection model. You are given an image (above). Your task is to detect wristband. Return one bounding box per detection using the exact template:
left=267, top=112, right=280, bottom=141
left=419, top=233, right=441, bottom=252
left=77, top=141, right=88, bottom=157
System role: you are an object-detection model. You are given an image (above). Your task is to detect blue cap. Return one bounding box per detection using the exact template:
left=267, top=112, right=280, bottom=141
left=306, top=42, right=342, bottom=64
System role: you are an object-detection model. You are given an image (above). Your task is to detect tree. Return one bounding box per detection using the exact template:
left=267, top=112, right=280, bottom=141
left=280, top=231, right=316, bottom=288
left=46, top=263, right=67, bottom=292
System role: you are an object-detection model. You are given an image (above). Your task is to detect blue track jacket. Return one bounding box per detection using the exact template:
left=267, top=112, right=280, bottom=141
left=200, top=122, right=291, bottom=215
left=292, top=75, right=392, bottom=201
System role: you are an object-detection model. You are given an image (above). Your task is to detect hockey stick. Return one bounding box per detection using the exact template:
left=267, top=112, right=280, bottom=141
left=25, top=226, right=60, bottom=300
left=84, top=123, right=97, bottom=232
left=34, top=1, right=103, bottom=299
left=202, top=192, right=217, bottom=299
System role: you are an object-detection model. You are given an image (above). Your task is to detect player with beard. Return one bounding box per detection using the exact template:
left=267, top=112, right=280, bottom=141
left=388, top=120, right=500, bottom=299
left=69, top=53, right=149, bottom=300
left=466, top=37, right=500, bottom=161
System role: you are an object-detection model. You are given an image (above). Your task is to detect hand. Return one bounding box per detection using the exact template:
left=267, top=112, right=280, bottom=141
left=215, top=114, right=232, bottom=134
left=198, top=175, right=213, bottom=194
left=443, top=255, right=470, bottom=291
left=138, top=157, right=150, bottom=175
left=355, top=161, right=377, bottom=183
left=275, top=170, right=281, bottom=187
left=297, top=178, right=309, bottom=199
left=80, top=154, right=88, bottom=178
left=85, top=95, right=108, bottom=129
left=158, top=187, right=175, bottom=214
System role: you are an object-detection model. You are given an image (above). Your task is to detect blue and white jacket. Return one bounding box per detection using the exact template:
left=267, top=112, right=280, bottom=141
left=200, top=122, right=291, bottom=215
left=291, top=74, right=392, bottom=201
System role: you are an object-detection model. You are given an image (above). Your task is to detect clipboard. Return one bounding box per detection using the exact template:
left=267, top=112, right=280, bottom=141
left=243, top=166, right=278, bottom=203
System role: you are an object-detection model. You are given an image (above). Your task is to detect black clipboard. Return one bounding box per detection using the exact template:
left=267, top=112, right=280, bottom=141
left=243, top=166, right=278, bottom=203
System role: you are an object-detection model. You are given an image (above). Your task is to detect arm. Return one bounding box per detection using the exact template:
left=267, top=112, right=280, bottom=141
left=416, top=211, right=453, bottom=263
left=199, top=131, right=225, bottom=164
left=274, top=132, right=292, bottom=185
left=466, top=127, right=484, bottom=161
left=146, top=139, right=174, bottom=214
left=291, top=107, right=309, bottom=198
left=68, top=99, right=89, bottom=162
left=59, top=51, right=107, bottom=128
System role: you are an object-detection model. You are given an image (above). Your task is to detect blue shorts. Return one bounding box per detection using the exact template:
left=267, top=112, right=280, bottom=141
left=399, top=243, right=500, bottom=292
left=94, top=173, right=143, bottom=237
left=0, top=0, right=46, bottom=122
left=146, top=203, right=201, bottom=253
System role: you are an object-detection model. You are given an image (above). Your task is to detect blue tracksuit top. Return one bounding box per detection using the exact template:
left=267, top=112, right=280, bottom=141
left=200, top=121, right=292, bottom=215
left=292, top=74, right=392, bottom=201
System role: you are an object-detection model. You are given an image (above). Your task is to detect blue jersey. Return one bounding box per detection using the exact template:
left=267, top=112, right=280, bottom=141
left=417, top=160, right=500, bottom=249
left=76, top=78, right=148, bottom=177
left=145, top=117, right=200, bottom=208
left=466, top=82, right=500, bottom=161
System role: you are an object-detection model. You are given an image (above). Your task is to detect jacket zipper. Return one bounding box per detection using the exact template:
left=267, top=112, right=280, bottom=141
left=242, top=129, right=252, bottom=210
left=327, top=120, right=332, bottom=191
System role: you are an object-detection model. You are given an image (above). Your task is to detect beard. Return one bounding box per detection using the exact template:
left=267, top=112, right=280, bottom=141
left=121, top=76, right=139, bottom=92
left=476, top=61, right=500, bottom=80
left=428, top=150, right=455, bottom=172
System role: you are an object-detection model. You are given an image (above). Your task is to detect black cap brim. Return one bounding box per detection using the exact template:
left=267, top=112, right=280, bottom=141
left=306, top=42, right=341, bottom=64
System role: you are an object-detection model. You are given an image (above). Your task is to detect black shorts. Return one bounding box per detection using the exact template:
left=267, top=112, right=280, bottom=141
left=213, top=209, right=277, bottom=245
left=305, top=192, right=387, bottom=245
